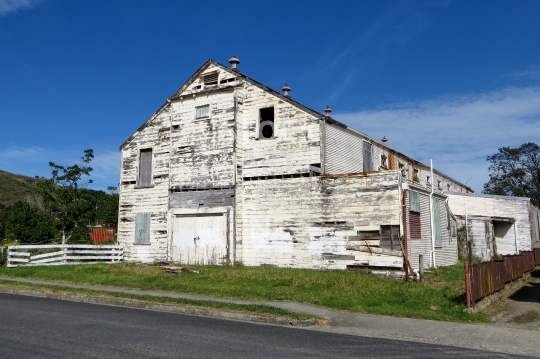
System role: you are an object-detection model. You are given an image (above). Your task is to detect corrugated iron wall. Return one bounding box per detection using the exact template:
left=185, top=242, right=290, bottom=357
left=90, top=227, right=117, bottom=244
left=324, top=124, right=364, bottom=174
left=466, top=250, right=539, bottom=306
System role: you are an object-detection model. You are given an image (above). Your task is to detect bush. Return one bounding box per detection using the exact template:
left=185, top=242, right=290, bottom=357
left=5, top=201, right=55, bottom=244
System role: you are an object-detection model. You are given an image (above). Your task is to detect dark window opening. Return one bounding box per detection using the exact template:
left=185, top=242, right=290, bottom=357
left=259, top=107, right=274, bottom=139
left=380, top=154, right=387, bottom=168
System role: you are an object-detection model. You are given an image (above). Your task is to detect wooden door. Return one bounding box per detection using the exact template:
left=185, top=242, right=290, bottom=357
left=172, top=214, right=227, bottom=265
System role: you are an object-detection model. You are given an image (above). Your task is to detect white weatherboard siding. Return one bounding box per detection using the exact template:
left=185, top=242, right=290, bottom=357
left=238, top=172, right=403, bottom=270
left=118, top=107, right=171, bottom=263
left=446, top=193, right=537, bottom=255
left=238, top=83, right=321, bottom=178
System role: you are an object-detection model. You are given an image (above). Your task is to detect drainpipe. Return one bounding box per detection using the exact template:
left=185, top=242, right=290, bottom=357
left=167, top=99, right=173, bottom=262
left=429, top=159, right=437, bottom=268
left=231, top=89, right=238, bottom=265
left=513, top=221, right=518, bottom=254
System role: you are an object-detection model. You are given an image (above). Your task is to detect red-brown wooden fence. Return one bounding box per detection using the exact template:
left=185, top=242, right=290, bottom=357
left=465, top=249, right=540, bottom=308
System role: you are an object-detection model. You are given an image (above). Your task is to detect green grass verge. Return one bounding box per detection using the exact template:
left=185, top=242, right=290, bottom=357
left=0, top=279, right=313, bottom=320
left=0, top=262, right=485, bottom=322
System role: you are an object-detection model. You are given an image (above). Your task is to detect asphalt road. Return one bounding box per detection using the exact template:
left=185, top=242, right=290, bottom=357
left=0, top=293, right=532, bottom=359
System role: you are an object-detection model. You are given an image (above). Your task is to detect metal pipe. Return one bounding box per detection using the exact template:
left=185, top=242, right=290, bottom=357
left=429, top=159, right=437, bottom=268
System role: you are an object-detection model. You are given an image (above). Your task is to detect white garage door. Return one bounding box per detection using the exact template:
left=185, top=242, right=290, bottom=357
left=172, top=214, right=228, bottom=265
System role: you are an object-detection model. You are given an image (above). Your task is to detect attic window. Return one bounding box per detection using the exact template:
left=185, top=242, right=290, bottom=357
left=447, top=183, right=451, bottom=190
left=380, top=154, right=387, bottom=168
left=196, top=105, right=210, bottom=119
left=437, top=180, right=442, bottom=189
left=203, top=72, right=219, bottom=86
left=259, top=107, right=274, bottom=139
left=413, top=168, right=419, bottom=181
left=426, top=175, right=431, bottom=185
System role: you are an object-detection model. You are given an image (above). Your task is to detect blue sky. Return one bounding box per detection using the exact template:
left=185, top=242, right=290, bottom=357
left=1, top=0, right=539, bottom=192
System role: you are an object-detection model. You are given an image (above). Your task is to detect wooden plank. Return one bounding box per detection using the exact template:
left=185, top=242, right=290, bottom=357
left=9, top=245, right=123, bottom=250
left=7, top=258, right=30, bottom=263
left=346, top=245, right=402, bottom=256
left=31, top=251, right=63, bottom=260
left=8, top=252, right=31, bottom=257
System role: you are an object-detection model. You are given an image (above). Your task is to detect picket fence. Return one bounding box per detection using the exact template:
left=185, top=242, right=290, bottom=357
left=7, top=244, right=123, bottom=268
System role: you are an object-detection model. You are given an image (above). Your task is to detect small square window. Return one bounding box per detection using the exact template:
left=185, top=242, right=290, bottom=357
left=196, top=105, right=210, bottom=119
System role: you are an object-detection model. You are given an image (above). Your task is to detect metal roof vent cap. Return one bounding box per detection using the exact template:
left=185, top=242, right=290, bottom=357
left=229, top=55, right=240, bottom=72
left=382, top=136, right=388, bottom=143
left=282, top=84, right=291, bottom=98
left=324, top=105, right=332, bottom=118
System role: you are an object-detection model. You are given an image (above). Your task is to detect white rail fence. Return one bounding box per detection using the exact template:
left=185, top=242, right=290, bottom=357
left=7, top=245, right=123, bottom=268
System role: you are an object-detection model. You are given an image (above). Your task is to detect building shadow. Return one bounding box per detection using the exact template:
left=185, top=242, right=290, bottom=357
left=507, top=269, right=540, bottom=304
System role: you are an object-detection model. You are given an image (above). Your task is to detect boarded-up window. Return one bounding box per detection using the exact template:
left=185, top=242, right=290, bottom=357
left=409, top=191, right=420, bottom=213
left=196, top=105, right=210, bottom=119
left=433, top=199, right=442, bottom=246
left=363, top=141, right=373, bottom=172
left=380, top=225, right=400, bottom=250
left=138, top=149, right=153, bottom=188
left=134, top=212, right=151, bottom=244
left=409, top=212, right=421, bottom=239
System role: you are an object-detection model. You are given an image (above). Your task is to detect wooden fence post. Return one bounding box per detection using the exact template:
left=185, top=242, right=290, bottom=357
left=419, top=254, right=424, bottom=283
left=465, top=262, right=472, bottom=308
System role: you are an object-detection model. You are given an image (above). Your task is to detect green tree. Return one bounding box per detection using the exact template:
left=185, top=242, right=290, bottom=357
left=102, top=186, right=119, bottom=228
left=483, top=142, right=540, bottom=204
left=39, top=149, right=94, bottom=244
left=5, top=201, right=55, bottom=244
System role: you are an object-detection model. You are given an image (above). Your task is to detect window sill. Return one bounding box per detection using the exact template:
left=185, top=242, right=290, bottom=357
left=256, top=137, right=277, bottom=140
left=134, top=185, right=155, bottom=189
left=134, top=243, right=151, bottom=245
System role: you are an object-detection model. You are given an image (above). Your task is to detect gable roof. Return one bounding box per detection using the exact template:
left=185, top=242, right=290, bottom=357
left=120, top=59, right=324, bottom=149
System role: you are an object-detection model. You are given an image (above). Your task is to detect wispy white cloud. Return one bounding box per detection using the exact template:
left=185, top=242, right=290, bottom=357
left=335, top=86, right=540, bottom=192
left=0, top=146, right=45, bottom=161
left=508, top=65, right=540, bottom=80
left=90, top=150, right=121, bottom=189
left=0, top=0, right=42, bottom=16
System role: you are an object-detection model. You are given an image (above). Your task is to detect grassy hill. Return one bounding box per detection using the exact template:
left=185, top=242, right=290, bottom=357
left=0, top=170, right=44, bottom=209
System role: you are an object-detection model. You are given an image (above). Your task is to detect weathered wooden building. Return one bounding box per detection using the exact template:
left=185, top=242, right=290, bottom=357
left=446, top=192, right=540, bottom=260
left=118, top=57, right=472, bottom=270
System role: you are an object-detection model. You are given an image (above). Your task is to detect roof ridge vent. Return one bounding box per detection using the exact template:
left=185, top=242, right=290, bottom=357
left=282, top=83, right=291, bottom=98
left=229, top=55, right=240, bottom=72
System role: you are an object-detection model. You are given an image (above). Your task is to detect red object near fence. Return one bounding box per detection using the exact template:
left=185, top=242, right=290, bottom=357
left=465, top=250, right=539, bottom=308
left=89, top=227, right=117, bottom=244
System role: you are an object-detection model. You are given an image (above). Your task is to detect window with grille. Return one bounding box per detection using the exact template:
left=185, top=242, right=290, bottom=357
left=138, top=149, right=153, bottom=188
left=196, top=105, right=210, bottom=119
left=203, top=72, right=219, bottom=86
